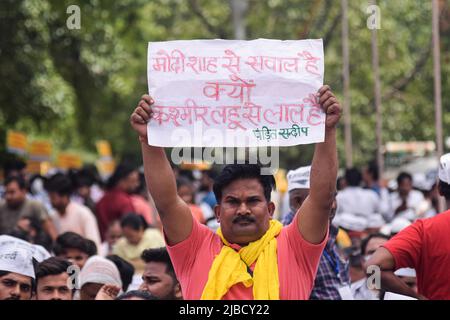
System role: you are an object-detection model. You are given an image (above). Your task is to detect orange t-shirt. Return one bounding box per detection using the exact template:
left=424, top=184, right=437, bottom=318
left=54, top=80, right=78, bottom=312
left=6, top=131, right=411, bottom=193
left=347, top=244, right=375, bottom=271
left=166, top=213, right=327, bottom=300
left=188, top=204, right=205, bottom=224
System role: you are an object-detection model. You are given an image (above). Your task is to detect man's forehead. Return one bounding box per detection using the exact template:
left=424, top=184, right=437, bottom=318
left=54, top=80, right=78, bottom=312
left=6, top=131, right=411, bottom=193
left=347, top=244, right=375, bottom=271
left=144, top=261, right=169, bottom=276
left=38, top=273, right=69, bottom=284
left=366, top=237, right=388, bottom=250
left=1, top=272, right=32, bottom=284
left=65, top=248, right=85, bottom=256
left=6, top=182, right=22, bottom=191
left=222, top=179, right=264, bottom=195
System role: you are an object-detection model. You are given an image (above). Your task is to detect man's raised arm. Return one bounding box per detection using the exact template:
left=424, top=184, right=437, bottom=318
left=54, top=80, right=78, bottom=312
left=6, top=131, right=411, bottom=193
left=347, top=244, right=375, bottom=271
left=296, top=85, right=340, bottom=244
left=130, top=94, right=192, bottom=245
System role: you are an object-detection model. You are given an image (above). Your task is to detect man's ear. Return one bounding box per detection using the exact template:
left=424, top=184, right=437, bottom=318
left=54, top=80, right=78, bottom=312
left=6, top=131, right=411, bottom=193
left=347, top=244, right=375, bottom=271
left=174, top=282, right=183, bottom=300
left=214, top=205, right=221, bottom=223
left=268, top=201, right=275, bottom=218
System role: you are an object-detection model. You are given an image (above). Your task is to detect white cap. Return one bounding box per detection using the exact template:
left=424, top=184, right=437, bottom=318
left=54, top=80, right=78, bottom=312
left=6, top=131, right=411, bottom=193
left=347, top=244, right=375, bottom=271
left=412, top=173, right=434, bottom=191
left=287, top=166, right=311, bottom=192
left=80, top=255, right=122, bottom=289
left=394, top=268, right=416, bottom=277
left=0, top=235, right=44, bottom=279
left=366, top=214, right=385, bottom=229
left=391, top=217, right=412, bottom=234
left=333, top=213, right=367, bottom=232
left=438, top=153, right=450, bottom=184
left=381, top=217, right=411, bottom=236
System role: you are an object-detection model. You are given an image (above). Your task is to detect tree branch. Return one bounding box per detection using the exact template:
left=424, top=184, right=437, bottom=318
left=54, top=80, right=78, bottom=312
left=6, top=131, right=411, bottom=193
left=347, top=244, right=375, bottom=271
left=323, top=9, right=342, bottom=49
left=312, top=0, right=334, bottom=36
left=299, top=0, right=323, bottom=39
left=381, top=39, right=432, bottom=102
left=188, top=0, right=228, bottom=38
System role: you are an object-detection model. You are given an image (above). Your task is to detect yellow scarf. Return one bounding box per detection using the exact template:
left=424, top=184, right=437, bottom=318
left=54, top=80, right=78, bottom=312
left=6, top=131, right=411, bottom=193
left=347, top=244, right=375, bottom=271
left=201, top=219, right=283, bottom=300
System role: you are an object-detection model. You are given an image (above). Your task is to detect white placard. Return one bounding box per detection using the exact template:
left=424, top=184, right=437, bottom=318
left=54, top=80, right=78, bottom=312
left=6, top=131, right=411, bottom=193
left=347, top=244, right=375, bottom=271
left=147, top=39, right=324, bottom=147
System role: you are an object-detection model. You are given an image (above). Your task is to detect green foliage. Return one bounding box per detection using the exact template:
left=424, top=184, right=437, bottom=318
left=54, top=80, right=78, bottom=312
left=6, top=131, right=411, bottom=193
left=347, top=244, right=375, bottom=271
left=0, top=0, right=449, bottom=170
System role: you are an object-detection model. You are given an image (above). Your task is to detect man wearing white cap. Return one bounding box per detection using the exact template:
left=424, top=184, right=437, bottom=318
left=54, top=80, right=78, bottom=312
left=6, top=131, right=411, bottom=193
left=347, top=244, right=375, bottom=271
left=366, top=153, right=450, bottom=300
left=283, top=166, right=351, bottom=300
left=79, top=255, right=122, bottom=300
left=0, top=235, right=50, bottom=300
left=282, top=166, right=311, bottom=225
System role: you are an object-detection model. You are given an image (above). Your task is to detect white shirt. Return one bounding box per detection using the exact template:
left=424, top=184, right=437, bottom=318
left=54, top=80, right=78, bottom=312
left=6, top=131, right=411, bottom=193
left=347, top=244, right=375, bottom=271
left=52, top=201, right=101, bottom=250
left=336, top=187, right=384, bottom=230
left=351, top=278, right=380, bottom=300
left=388, top=190, right=425, bottom=222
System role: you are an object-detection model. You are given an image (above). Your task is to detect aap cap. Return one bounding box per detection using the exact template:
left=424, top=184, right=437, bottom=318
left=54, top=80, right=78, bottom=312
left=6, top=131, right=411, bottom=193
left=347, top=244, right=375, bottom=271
left=287, top=166, right=311, bottom=192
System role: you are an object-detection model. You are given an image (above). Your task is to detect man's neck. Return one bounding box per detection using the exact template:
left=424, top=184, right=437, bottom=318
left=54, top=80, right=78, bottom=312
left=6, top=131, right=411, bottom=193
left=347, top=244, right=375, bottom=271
left=58, top=202, right=70, bottom=216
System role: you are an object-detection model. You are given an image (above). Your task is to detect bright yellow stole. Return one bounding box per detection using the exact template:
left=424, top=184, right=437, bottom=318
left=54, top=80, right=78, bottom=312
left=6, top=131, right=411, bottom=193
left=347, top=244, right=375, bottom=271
left=201, top=219, right=283, bottom=300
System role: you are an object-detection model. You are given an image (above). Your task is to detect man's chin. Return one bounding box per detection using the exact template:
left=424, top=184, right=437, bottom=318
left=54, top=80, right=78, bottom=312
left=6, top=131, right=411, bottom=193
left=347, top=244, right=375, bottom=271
left=6, top=203, right=21, bottom=210
left=230, top=225, right=262, bottom=243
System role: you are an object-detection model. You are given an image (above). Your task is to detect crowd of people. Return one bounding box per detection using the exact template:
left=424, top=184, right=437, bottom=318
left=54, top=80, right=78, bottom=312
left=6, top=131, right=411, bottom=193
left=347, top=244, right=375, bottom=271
left=1, top=86, right=449, bottom=300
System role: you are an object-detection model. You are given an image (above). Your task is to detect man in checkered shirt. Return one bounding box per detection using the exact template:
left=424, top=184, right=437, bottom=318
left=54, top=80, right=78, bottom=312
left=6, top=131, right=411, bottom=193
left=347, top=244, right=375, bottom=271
left=283, top=166, right=351, bottom=300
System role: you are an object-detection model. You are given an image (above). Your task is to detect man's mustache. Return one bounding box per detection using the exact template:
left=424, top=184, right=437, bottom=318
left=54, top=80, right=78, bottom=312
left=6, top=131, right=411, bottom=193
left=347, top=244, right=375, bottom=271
left=233, top=215, right=255, bottom=223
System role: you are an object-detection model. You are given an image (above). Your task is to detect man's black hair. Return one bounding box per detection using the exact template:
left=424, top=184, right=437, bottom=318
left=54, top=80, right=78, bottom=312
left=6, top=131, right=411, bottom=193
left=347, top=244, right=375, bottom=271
left=8, top=228, right=31, bottom=242
left=10, top=216, right=53, bottom=252
left=396, top=172, right=413, bottom=186
left=360, top=233, right=390, bottom=256
left=367, top=161, right=379, bottom=181
left=204, top=168, right=220, bottom=180
left=3, top=158, right=26, bottom=178
left=345, top=168, right=362, bottom=187
left=36, top=257, right=72, bottom=280
left=5, top=175, right=27, bottom=190
left=84, top=239, right=98, bottom=256
left=116, top=290, right=158, bottom=300
left=438, top=180, right=450, bottom=200
left=53, top=232, right=97, bottom=256
left=132, top=172, right=147, bottom=195
left=45, top=173, right=73, bottom=196
left=106, top=255, right=135, bottom=292
left=120, top=213, right=148, bottom=231
left=213, top=163, right=276, bottom=203
left=141, top=247, right=177, bottom=282
left=106, top=162, right=136, bottom=190
left=72, top=170, right=94, bottom=189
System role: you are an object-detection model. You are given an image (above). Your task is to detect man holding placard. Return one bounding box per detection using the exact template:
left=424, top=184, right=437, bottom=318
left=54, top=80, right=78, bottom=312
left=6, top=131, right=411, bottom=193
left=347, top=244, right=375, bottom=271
left=130, top=39, right=341, bottom=300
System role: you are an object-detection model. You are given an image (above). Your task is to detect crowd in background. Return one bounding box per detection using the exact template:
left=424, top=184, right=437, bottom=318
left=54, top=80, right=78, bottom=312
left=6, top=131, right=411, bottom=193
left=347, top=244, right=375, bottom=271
left=0, top=154, right=448, bottom=300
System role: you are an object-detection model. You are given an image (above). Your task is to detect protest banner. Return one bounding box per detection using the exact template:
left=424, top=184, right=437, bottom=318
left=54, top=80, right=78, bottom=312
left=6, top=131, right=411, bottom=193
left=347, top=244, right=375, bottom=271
left=57, top=153, right=82, bottom=170
left=96, top=158, right=116, bottom=179
left=6, top=130, right=27, bottom=155
left=29, top=140, right=52, bottom=161
left=147, top=39, right=324, bottom=147
left=96, top=140, right=113, bottom=159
